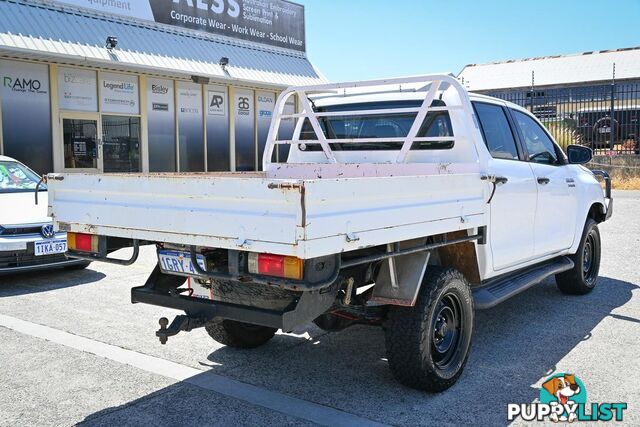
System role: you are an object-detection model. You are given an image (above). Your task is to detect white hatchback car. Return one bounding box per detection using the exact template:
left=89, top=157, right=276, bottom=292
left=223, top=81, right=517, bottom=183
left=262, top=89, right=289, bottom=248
left=0, top=155, right=89, bottom=274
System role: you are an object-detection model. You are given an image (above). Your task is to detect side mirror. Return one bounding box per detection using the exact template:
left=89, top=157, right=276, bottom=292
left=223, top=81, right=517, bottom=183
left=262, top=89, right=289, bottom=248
left=566, top=145, right=593, bottom=164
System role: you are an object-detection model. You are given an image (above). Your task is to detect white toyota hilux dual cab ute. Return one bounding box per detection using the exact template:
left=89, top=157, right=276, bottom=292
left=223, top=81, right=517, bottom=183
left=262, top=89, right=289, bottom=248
left=45, top=75, right=612, bottom=392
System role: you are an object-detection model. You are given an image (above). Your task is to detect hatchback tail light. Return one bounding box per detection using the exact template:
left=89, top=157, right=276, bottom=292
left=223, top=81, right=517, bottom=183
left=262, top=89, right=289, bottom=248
left=247, top=253, right=304, bottom=280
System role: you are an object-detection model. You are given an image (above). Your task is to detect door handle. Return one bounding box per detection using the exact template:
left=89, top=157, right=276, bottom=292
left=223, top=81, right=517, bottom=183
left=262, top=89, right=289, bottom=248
left=481, top=175, right=508, bottom=185
left=537, top=177, right=550, bottom=185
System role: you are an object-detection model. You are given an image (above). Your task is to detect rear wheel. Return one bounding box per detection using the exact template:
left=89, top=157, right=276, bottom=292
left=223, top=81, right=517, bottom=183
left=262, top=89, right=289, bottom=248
left=555, top=218, right=601, bottom=295
left=384, top=267, right=474, bottom=392
left=205, top=319, right=277, bottom=349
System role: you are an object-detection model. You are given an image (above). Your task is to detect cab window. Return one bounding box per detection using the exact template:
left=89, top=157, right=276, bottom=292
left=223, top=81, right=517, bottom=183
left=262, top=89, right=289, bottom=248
left=511, top=110, right=560, bottom=165
left=299, top=100, right=454, bottom=151
left=473, top=102, right=520, bottom=160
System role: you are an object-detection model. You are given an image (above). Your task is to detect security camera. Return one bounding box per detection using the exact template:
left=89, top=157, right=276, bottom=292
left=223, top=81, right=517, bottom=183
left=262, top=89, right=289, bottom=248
left=105, top=36, right=118, bottom=50
left=219, top=57, right=229, bottom=68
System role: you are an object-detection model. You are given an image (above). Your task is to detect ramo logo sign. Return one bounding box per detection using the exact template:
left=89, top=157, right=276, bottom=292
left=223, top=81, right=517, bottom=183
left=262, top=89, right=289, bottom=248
left=507, top=373, right=627, bottom=422
left=3, top=76, right=44, bottom=93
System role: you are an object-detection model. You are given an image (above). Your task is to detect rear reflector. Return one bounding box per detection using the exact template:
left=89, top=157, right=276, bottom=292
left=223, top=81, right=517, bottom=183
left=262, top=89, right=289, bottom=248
left=248, top=253, right=304, bottom=280
left=67, top=232, right=99, bottom=253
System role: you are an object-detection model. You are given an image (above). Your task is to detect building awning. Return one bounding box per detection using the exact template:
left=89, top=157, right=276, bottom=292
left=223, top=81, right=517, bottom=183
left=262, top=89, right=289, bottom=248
left=458, top=47, right=640, bottom=91
left=0, top=0, right=327, bottom=88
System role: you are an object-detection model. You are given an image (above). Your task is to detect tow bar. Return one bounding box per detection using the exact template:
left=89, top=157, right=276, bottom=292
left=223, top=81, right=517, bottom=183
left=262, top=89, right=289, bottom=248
left=156, top=315, right=207, bottom=344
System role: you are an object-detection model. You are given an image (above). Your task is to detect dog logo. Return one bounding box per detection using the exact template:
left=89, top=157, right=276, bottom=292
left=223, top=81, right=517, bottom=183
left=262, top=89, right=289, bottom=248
left=540, top=373, right=586, bottom=422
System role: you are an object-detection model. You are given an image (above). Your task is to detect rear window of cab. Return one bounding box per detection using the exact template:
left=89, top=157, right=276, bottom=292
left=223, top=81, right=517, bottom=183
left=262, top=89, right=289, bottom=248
left=299, top=100, right=454, bottom=151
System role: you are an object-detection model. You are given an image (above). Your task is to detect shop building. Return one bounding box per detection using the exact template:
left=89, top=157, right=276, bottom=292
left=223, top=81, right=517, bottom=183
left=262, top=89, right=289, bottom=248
left=0, top=0, right=326, bottom=174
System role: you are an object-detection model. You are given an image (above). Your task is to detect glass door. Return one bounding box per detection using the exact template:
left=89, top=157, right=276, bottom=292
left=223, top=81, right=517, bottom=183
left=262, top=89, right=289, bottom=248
left=101, top=115, right=141, bottom=173
left=61, top=113, right=101, bottom=173
left=61, top=114, right=142, bottom=173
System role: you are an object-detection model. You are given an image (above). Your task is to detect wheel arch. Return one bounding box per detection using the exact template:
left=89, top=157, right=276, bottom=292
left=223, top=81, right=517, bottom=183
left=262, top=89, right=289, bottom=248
left=587, top=201, right=607, bottom=223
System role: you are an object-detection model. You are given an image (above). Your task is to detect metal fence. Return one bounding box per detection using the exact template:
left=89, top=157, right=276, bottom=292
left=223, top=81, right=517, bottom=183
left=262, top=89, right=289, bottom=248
left=487, top=82, right=640, bottom=155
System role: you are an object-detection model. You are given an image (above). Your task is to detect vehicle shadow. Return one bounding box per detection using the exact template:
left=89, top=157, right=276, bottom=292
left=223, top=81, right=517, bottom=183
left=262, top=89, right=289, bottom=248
left=0, top=266, right=105, bottom=297
left=79, top=276, right=636, bottom=426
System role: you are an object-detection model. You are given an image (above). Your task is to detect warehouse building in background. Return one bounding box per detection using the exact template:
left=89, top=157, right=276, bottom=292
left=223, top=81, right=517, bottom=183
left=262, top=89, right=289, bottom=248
left=457, top=47, right=640, bottom=97
left=458, top=47, right=640, bottom=153
left=0, top=0, right=325, bottom=174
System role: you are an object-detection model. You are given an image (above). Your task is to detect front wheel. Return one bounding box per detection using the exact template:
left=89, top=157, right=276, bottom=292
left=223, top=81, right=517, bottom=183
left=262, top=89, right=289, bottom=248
left=555, top=218, right=601, bottom=295
left=205, top=319, right=277, bottom=349
left=384, top=267, right=474, bottom=392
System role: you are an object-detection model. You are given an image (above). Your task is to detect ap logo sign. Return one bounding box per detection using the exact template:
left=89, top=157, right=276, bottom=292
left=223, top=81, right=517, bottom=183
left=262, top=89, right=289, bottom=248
left=208, top=90, right=226, bottom=116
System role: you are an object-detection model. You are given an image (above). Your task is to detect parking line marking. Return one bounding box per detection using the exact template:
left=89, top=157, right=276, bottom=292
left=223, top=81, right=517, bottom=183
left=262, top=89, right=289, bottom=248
left=0, top=314, right=386, bottom=427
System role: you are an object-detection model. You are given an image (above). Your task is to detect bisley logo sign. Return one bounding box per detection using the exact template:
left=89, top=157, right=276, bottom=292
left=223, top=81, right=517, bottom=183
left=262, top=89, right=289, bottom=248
left=152, top=84, right=169, bottom=95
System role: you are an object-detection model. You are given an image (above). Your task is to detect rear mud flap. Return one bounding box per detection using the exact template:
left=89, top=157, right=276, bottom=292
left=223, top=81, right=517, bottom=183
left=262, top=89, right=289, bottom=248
left=370, top=238, right=430, bottom=306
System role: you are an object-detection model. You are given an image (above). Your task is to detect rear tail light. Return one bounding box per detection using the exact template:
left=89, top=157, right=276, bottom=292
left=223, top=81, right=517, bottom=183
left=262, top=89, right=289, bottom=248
left=67, top=232, right=99, bottom=253
left=248, top=253, right=304, bottom=280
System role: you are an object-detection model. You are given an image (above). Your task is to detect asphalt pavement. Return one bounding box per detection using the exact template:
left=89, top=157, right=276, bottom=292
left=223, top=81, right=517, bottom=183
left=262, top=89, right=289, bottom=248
left=0, top=191, right=638, bottom=426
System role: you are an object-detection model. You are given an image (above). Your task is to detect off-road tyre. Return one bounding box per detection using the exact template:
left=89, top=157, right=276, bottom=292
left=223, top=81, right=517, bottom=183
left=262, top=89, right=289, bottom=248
left=205, top=319, right=277, bottom=349
left=555, top=218, right=601, bottom=295
left=385, top=267, right=474, bottom=392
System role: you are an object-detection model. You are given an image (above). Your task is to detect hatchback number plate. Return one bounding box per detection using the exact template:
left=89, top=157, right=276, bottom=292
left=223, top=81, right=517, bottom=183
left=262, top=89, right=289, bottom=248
left=34, top=239, right=67, bottom=256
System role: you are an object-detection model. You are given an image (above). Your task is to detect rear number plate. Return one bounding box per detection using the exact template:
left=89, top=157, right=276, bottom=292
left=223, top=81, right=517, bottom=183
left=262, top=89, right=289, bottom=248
left=34, top=239, right=67, bottom=256
left=158, top=250, right=205, bottom=275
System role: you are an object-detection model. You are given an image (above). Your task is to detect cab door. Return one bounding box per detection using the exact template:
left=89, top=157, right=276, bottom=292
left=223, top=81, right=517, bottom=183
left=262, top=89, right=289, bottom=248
left=509, top=109, right=578, bottom=256
left=473, top=102, right=538, bottom=271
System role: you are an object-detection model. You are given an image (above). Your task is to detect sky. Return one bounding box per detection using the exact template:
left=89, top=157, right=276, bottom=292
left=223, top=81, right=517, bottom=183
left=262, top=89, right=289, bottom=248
left=295, top=0, right=640, bottom=82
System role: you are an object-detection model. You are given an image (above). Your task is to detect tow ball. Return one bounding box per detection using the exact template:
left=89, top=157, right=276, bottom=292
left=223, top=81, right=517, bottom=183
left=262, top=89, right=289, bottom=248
left=156, top=315, right=207, bottom=344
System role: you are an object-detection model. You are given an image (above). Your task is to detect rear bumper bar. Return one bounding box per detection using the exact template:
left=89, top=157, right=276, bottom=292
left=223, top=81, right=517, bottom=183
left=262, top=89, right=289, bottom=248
left=131, top=266, right=338, bottom=331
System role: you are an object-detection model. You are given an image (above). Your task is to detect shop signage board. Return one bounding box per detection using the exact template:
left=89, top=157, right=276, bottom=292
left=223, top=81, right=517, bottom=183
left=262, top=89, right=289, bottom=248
left=100, top=72, right=140, bottom=115
left=58, top=67, right=98, bottom=112
left=55, top=0, right=305, bottom=52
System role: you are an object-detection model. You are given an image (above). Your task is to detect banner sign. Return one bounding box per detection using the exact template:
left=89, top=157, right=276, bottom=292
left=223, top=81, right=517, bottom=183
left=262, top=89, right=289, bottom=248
left=177, top=82, right=204, bottom=171
left=56, top=0, right=305, bottom=52
left=0, top=60, right=52, bottom=174
left=147, top=78, right=176, bottom=172
left=58, top=67, right=98, bottom=112
left=234, top=88, right=255, bottom=171
left=100, top=72, right=140, bottom=114
left=206, top=86, right=230, bottom=171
